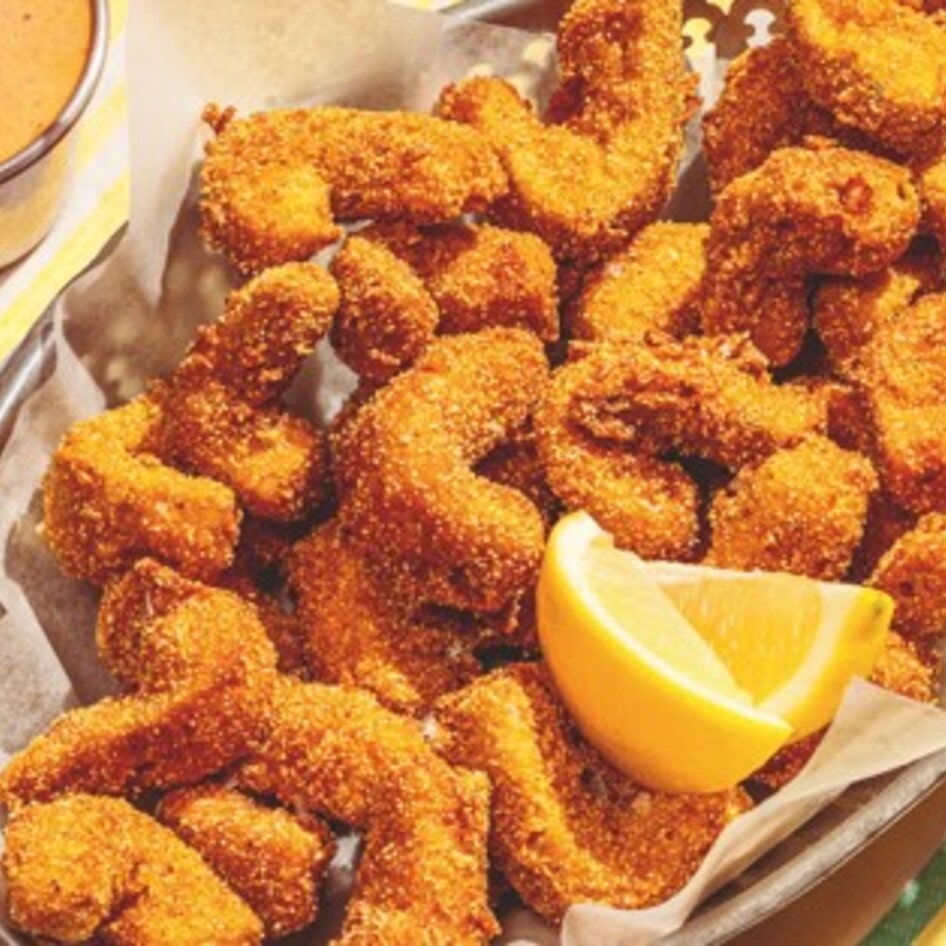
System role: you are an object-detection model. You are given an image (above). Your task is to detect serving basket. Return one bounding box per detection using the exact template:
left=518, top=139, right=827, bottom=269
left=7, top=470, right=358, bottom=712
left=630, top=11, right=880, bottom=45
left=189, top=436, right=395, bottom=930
left=1, top=1, right=945, bottom=943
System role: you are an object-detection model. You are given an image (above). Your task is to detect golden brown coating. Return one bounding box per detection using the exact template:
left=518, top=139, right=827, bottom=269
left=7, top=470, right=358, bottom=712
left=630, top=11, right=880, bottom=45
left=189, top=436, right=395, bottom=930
left=376, top=222, right=559, bottom=339
left=3, top=794, right=263, bottom=946
left=853, top=292, right=946, bottom=513
left=331, top=222, right=558, bottom=383
left=155, top=381, right=327, bottom=522
left=921, top=153, right=946, bottom=249
left=43, top=264, right=337, bottom=583
left=536, top=334, right=827, bottom=560
left=701, top=144, right=921, bottom=366
left=289, top=520, right=482, bottom=715
left=433, top=663, right=752, bottom=924
left=554, top=334, right=824, bottom=466
left=158, top=784, right=334, bottom=938
left=786, top=0, right=946, bottom=157
left=200, top=106, right=507, bottom=273
left=849, top=491, right=918, bottom=582
left=869, top=513, right=946, bottom=651
left=474, top=422, right=561, bottom=531
left=152, top=262, right=338, bottom=521
left=334, top=329, right=549, bottom=614
left=43, top=397, right=241, bottom=585
left=437, top=0, right=693, bottom=261
left=814, top=238, right=943, bottom=375
left=703, top=38, right=858, bottom=194
left=535, top=344, right=701, bottom=561
left=747, top=731, right=825, bottom=794
left=330, top=233, right=440, bottom=383
left=218, top=516, right=310, bottom=676
left=0, top=560, right=277, bottom=808
left=869, top=630, right=938, bottom=702
left=238, top=677, right=498, bottom=945
left=706, top=436, right=877, bottom=580
left=569, top=222, right=708, bottom=341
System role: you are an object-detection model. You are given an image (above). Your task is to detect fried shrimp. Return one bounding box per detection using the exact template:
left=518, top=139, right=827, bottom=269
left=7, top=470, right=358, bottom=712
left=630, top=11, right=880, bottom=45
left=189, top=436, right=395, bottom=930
left=4, top=794, right=263, bottom=946
left=43, top=264, right=337, bottom=583
left=42, top=397, right=241, bottom=584
left=0, top=560, right=277, bottom=808
left=437, top=0, right=692, bottom=261
left=200, top=106, right=507, bottom=273
left=702, top=39, right=858, bottom=194
left=701, top=144, right=921, bottom=366
left=536, top=334, right=826, bottom=558
left=813, top=238, right=943, bottom=375
left=786, top=0, right=946, bottom=157
left=869, top=513, right=946, bottom=653
left=334, top=328, right=549, bottom=614
left=238, top=677, right=498, bottom=945
left=706, top=437, right=877, bottom=580
left=433, top=663, right=751, bottom=925
left=158, top=784, right=334, bottom=938
left=289, top=520, right=482, bottom=715
left=568, top=222, right=708, bottom=341
left=853, top=292, right=946, bottom=513
left=151, top=262, right=338, bottom=521
left=331, top=222, right=558, bottom=382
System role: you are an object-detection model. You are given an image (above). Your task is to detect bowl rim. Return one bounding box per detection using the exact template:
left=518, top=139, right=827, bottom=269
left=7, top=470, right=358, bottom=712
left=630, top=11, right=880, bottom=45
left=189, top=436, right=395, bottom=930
left=0, top=0, right=110, bottom=185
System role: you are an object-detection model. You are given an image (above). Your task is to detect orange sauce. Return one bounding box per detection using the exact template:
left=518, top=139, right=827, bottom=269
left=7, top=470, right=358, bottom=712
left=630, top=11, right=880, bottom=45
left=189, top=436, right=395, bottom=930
left=0, top=0, right=93, bottom=164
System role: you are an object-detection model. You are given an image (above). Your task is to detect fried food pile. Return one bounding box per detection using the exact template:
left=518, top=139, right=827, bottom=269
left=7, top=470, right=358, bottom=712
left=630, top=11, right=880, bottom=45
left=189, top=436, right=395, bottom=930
left=4, top=0, right=946, bottom=942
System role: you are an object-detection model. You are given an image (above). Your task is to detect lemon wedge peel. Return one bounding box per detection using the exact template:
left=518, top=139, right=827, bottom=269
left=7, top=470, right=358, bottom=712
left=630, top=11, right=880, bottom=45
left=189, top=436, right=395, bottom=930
left=536, top=512, right=893, bottom=794
left=537, top=513, right=793, bottom=794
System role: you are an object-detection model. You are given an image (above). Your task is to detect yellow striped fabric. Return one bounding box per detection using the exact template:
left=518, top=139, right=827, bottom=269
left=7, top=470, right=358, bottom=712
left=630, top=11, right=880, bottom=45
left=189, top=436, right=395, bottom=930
left=0, top=0, right=129, bottom=362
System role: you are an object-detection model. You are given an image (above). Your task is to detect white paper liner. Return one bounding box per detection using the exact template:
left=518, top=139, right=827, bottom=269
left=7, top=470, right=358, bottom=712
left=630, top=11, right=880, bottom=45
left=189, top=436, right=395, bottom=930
left=1, top=2, right=946, bottom=945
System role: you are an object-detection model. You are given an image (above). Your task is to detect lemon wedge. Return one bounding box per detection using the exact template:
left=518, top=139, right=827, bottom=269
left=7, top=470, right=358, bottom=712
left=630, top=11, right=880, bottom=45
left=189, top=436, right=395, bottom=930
left=536, top=512, right=893, bottom=793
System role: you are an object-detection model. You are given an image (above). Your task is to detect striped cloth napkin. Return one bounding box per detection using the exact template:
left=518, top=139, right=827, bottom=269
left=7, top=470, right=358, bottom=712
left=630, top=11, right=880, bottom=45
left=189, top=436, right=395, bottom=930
left=0, top=0, right=129, bottom=361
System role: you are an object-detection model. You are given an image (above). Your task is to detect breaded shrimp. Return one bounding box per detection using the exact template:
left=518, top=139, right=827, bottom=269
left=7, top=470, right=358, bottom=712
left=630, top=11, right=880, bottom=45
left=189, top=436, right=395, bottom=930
left=152, top=262, right=338, bottom=521
left=813, top=238, right=943, bottom=375
left=535, top=349, right=702, bottom=561
left=330, top=233, right=440, bottom=383
left=535, top=335, right=826, bottom=560
left=703, top=38, right=861, bottom=193
left=331, top=222, right=558, bottom=382
left=853, top=292, right=946, bottom=513
left=786, top=0, right=946, bottom=157
left=4, top=794, right=262, bottom=945
left=0, top=560, right=277, bottom=808
left=437, top=0, right=693, bottom=261
left=568, top=222, right=708, bottom=341
left=545, top=335, right=825, bottom=471
left=706, top=436, right=878, bottom=580
left=433, top=663, right=751, bottom=925
left=289, top=520, right=482, bottom=715
left=201, top=106, right=507, bottom=273
left=43, top=397, right=241, bottom=584
left=43, top=264, right=337, bottom=583
left=238, top=677, right=499, bottom=945
left=701, top=144, right=921, bottom=366
left=375, top=222, right=559, bottom=339
left=158, top=784, right=334, bottom=938
left=334, top=329, right=549, bottom=614
left=869, top=513, right=946, bottom=653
